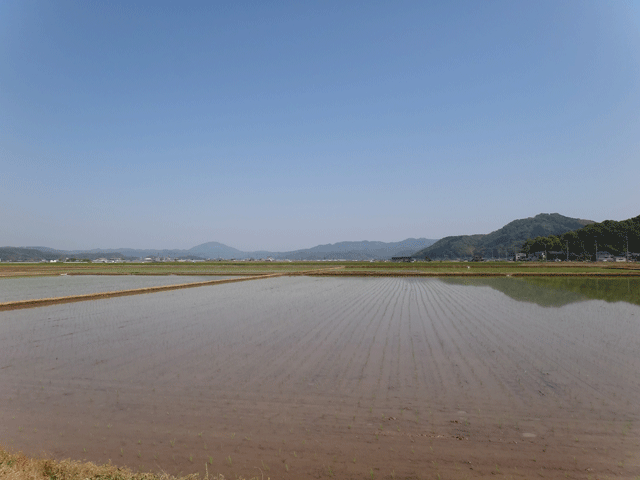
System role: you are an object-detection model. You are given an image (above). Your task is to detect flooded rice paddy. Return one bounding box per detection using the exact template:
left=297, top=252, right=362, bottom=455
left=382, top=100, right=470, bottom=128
left=0, top=276, right=639, bottom=479
left=0, top=275, right=239, bottom=303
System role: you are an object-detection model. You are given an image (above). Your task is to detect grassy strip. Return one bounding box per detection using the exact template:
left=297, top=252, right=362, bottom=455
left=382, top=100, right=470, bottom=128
left=311, top=271, right=640, bottom=277
left=2, top=260, right=638, bottom=278
left=0, top=262, right=329, bottom=278
left=0, top=445, right=232, bottom=480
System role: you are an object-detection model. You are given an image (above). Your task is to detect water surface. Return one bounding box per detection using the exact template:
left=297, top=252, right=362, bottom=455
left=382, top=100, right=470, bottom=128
left=0, top=276, right=638, bottom=479
left=443, top=276, right=640, bottom=306
left=0, top=274, right=238, bottom=302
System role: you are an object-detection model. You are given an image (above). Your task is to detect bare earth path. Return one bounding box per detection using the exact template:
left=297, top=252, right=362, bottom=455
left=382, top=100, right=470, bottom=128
left=0, top=276, right=638, bottom=479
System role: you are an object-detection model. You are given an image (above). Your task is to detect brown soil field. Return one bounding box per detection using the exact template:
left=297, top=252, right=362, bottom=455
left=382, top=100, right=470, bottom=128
left=1, top=276, right=639, bottom=479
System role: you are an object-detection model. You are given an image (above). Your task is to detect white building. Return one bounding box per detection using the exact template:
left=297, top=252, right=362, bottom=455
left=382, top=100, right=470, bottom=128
left=596, top=251, right=613, bottom=262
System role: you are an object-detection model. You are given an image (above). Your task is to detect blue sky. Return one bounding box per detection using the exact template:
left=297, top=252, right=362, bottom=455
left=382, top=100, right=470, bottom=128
left=1, top=1, right=639, bottom=251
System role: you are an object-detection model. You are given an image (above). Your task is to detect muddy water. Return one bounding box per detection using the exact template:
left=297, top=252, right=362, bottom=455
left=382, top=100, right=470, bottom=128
left=0, top=276, right=638, bottom=479
left=0, top=275, right=240, bottom=303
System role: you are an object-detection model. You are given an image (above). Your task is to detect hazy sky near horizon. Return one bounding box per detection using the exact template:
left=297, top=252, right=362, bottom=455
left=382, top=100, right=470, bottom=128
left=2, top=1, right=639, bottom=251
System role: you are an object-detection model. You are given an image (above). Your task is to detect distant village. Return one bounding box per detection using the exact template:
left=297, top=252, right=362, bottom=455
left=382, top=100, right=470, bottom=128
left=514, top=250, right=638, bottom=263
left=1, top=249, right=639, bottom=263
left=394, top=250, right=639, bottom=263
left=8, top=250, right=635, bottom=264
left=24, top=256, right=282, bottom=264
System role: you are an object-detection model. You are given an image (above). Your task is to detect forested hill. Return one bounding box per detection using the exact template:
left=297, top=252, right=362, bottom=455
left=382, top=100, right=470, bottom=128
left=0, top=247, right=132, bottom=262
left=413, top=213, right=592, bottom=260
left=521, top=214, right=640, bottom=259
left=0, top=247, right=61, bottom=262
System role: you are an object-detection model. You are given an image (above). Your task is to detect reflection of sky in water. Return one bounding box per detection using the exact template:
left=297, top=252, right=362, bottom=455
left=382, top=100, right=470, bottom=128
left=441, top=277, right=640, bottom=307
left=0, top=275, right=237, bottom=303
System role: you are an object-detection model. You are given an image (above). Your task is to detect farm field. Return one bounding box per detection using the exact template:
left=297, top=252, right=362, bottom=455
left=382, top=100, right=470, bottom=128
left=0, top=262, right=332, bottom=278
left=1, top=260, right=639, bottom=279
left=0, top=275, right=239, bottom=303
left=1, top=276, right=639, bottom=479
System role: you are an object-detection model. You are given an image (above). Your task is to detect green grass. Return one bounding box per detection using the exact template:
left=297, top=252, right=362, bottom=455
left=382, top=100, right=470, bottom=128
left=2, top=259, right=638, bottom=279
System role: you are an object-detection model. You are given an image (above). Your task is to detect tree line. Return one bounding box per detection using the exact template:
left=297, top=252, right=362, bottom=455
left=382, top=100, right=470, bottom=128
left=520, top=214, right=640, bottom=260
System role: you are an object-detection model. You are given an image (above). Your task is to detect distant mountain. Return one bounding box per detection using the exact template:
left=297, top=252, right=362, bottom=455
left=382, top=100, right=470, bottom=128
left=188, top=242, right=247, bottom=259
left=273, top=238, right=438, bottom=260
left=0, top=247, right=62, bottom=262
left=1, top=238, right=439, bottom=262
left=185, top=238, right=438, bottom=260
left=0, top=246, right=202, bottom=262
left=413, top=213, right=593, bottom=260
left=1, top=246, right=138, bottom=262
left=24, top=246, right=63, bottom=253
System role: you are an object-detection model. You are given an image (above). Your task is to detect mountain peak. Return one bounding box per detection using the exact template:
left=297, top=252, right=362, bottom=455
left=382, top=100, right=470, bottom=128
left=414, top=213, right=594, bottom=259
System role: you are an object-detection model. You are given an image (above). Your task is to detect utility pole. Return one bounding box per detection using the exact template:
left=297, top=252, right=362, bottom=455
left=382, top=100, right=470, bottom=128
left=627, top=234, right=629, bottom=261
left=595, top=239, right=598, bottom=263
left=566, top=240, right=569, bottom=262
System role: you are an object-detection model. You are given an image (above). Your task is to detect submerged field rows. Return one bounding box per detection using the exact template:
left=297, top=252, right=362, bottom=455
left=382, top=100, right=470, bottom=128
left=0, top=275, right=236, bottom=303
left=0, top=276, right=638, bottom=479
